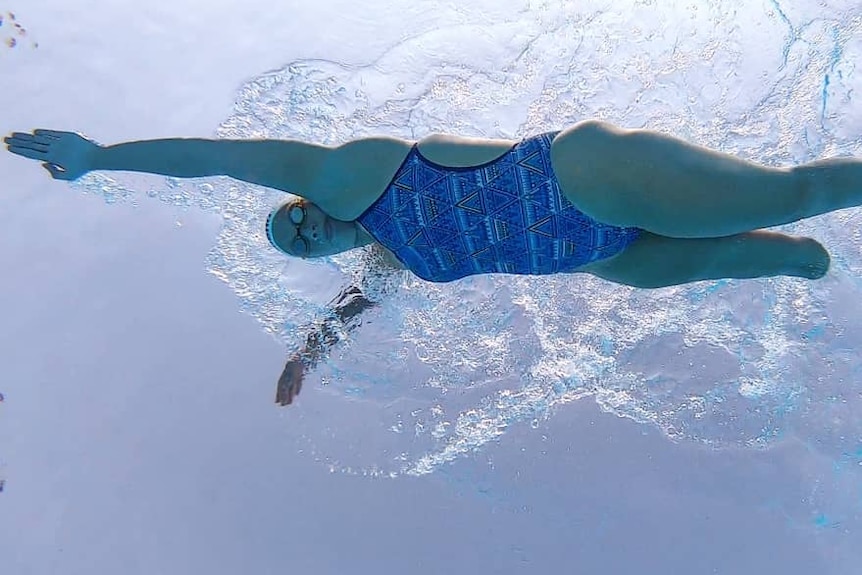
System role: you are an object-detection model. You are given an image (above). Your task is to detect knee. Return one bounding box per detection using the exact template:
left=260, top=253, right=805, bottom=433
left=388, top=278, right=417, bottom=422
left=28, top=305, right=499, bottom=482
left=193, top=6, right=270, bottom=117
left=787, top=165, right=824, bottom=221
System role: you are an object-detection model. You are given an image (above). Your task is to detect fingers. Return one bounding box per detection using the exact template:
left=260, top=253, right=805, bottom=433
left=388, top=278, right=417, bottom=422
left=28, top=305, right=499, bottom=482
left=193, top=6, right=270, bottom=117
left=276, top=386, right=295, bottom=406
left=284, top=378, right=300, bottom=405
left=5, top=133, right=52, bottom=157
left=275, top=380, right=287, bottom=405
left=275, top=377, right=303, bottom=406
left=33, top=129, right=65, bottom=138
left=7, top=145, right=45, bottom=160
left=6, top=131, right=37, bottom=141
left=275, top=376, right=295, bottom=406
left=10, top=141, right=49, bottom=153
left=5, top=130, right=66, bottom=159
left=6, top=130, right=58, bottom=144
left=275, top=360, right=306, bottom=407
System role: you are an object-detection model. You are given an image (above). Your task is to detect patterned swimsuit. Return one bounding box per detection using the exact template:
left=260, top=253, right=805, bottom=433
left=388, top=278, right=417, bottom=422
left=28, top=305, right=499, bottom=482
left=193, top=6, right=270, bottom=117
left=356, top=131, right=641, bottom=283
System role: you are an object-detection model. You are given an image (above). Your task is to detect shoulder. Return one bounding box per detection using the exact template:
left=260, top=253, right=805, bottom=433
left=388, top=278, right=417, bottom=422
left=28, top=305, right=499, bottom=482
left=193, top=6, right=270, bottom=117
left=317, top=136, right=414, bottom=221
left=317, top=134, right=519, bottom=221
left=324, top=136, right=413, bottom=184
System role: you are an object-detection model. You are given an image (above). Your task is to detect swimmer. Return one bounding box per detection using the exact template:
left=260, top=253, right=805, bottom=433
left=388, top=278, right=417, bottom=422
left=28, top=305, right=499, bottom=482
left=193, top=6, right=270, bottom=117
left=6, top=122, right=859, bottom=404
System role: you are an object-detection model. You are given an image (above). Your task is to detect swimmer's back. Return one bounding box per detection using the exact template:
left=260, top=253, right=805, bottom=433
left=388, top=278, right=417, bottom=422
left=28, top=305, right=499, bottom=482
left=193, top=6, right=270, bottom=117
left=314, top=134, right=517, bottom=221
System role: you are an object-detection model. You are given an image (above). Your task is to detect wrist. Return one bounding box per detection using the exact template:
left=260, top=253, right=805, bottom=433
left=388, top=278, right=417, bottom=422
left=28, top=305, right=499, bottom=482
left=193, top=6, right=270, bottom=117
left=86, top=143, right=106, bottom=173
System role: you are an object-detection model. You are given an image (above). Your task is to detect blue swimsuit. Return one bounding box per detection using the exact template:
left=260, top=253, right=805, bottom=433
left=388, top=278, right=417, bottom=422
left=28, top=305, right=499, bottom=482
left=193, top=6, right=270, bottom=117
left=356, top=131, right=641, bottom=283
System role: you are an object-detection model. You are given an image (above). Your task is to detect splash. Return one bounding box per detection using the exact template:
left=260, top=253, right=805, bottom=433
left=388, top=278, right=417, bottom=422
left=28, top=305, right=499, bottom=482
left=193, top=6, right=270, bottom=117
left=72, top=0, right=862, bottom=533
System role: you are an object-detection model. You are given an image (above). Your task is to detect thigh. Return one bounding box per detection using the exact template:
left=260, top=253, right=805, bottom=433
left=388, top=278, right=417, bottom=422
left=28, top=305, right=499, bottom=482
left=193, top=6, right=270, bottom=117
left=551, top=121, right=806, bottom=238
left=582, top=230, right=828, bottom=288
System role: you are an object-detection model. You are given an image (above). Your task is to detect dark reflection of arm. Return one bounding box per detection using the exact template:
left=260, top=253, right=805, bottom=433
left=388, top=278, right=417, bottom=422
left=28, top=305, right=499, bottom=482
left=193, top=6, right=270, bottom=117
left=302, top=286, right=377, bottom=367
left=275, top=247, right=402, bottom=406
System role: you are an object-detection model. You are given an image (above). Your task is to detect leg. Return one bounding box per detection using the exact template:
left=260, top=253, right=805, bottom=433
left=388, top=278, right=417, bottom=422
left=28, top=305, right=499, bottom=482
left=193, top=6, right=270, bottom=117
left=551, top=120, right=862, bottom=238
left=582, top=230, right=830, bottom=289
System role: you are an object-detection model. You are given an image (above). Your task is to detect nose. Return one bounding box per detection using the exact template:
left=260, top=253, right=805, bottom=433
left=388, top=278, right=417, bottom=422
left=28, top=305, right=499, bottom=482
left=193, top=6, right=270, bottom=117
left=302, top=219, right=322, bottom=242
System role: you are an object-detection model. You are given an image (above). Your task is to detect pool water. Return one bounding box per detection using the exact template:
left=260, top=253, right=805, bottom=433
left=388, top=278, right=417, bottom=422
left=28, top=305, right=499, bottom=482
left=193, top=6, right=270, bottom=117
left=2, top=0, right=862, bottom=573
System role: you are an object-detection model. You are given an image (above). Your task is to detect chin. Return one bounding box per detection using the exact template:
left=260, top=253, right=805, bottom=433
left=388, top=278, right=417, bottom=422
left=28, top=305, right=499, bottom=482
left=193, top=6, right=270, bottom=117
left=330, top=243, right=353, bottom=255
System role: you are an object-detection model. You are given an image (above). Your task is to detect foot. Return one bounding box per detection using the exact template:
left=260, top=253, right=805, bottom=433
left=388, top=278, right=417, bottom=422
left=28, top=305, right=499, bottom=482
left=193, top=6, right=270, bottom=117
left=794, top=237, right=830, bottom=279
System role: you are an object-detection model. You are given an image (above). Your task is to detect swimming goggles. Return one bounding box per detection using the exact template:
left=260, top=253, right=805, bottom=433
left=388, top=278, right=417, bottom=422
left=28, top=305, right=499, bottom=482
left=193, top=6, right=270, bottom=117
left=266, top=201, right=309, bottom=257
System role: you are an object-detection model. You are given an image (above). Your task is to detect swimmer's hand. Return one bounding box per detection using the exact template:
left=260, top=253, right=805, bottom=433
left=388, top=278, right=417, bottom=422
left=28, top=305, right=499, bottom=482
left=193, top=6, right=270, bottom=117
left=273, top=286, right=378, bottom=407
left=276, top=357, right=304, bottom=406
left=4, top=129, right=98, bottom=181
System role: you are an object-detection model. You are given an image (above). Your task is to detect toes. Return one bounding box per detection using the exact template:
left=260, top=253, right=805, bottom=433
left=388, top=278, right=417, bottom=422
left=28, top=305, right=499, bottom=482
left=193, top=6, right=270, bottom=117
left=799, top=241, right=830, bottom=279
left=802, top=265, right=828, bottom=280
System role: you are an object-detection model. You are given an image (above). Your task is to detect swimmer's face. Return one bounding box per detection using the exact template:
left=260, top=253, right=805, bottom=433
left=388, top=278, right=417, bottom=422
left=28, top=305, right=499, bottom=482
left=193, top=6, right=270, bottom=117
left=266, top=199, right=360, bottom=258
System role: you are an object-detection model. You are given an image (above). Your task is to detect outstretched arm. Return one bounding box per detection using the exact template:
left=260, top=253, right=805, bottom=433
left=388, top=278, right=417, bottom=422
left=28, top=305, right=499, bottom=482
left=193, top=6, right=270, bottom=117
left=6, top=129, right=415, bottom=221
left=276, top=284, right=378, bottom=406
left=5, top=129, right=330, bottom=198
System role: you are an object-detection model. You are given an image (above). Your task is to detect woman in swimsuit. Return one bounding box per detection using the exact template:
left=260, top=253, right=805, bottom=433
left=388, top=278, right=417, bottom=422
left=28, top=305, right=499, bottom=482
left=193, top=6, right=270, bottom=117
left=5, top=121, right=857, bottom=404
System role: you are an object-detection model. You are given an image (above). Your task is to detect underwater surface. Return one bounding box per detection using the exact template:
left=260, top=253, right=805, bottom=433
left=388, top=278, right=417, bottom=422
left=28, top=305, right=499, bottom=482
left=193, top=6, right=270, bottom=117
left=2, top=0, right=861, bottom=573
